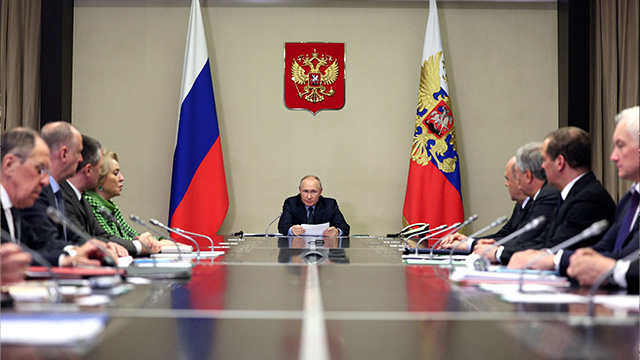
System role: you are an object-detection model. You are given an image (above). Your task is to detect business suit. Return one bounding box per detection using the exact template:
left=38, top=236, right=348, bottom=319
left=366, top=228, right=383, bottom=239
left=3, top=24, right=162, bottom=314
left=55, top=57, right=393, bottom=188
left=19, top=185, right=82, bottom=252
left=478, top=200, right=531, bottom=241
left=59, top=181, right=137, bottom=255
left=2, top=206, right=64, bottom=266
left=277, top=195, right=350, bottom=236
left=559, top=190, right=639, bottom=275
left=499, top=182, right=561, bottom=263
left=523, top=172, right=615, bottom=252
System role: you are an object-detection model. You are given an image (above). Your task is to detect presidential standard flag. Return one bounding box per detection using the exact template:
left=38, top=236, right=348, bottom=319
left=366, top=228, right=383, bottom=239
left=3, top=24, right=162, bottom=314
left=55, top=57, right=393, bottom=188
left=169, top=0, right=228, bottom=247
left=403, top=0, right=464, bottom=228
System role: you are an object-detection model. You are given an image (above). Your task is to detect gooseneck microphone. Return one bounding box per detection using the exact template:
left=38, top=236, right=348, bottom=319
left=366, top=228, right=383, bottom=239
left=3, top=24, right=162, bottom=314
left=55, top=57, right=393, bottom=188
left=429, top=215, right=478, bottom=259
left=470, top=216, right=547, bottom=271
left=99, top=207, right=156, bottom=266
left=150, top=219, right=201, bottom=259
left=587, top=249, right=640, bottom=318
left=413, top=223, right=461, bottom=256
left=403, top=224, right=446, bottom=249
left=448, top=215, right=508, bottom=269
left=518, top=219, right=609, bottom=292
left=130, top=215, right=182, bottom=261
left=174, top=228, right=216, bottom=249
left=1, top=229, right=62, bottom=307
left=46, top=207, right=119, bottom=269
left=265, top=213, right=282, bottom=237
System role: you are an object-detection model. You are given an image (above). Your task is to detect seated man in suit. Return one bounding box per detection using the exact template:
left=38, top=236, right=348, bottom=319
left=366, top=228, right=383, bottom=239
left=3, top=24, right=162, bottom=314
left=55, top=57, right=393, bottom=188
left=1, top=127, right=116, bottom=267
left=277, top=175, right=350, bottom=237
left=509, top=115, right=631, bottom=271
left=61, top=135, right=161, bottom=256
left=439, top=156, right=531, bottom=250
left=473, top=142, right=560, bottom=264
left=567, top=249, right=638, bottom=294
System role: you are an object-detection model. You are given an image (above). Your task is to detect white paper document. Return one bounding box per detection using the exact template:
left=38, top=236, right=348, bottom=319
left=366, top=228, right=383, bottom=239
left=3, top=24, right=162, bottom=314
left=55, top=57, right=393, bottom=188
left=302, top=222, right=330, bottom=236
left=1, top=313, right=107, bottom=346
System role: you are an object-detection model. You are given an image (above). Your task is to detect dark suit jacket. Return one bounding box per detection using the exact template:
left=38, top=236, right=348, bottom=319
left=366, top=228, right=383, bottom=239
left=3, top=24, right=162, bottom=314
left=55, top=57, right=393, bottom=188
left=478, top=200, right=531, bottom=241
left=59, top=181, right=137, bottom=255
left=2, top=207, right=64, bottom=266
left=277, top=195, right=350, bottom=236
left=559, top=190, right=639, bottom=275
left=522, top=172, right=615, bottom=253
left=499, top=182, right=561, bottom=263
left=18, top=185, right=84, bottom=252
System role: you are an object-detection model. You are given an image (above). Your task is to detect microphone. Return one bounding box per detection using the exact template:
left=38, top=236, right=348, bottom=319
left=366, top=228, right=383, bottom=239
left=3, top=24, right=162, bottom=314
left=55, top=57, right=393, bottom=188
left=4, top=236, right=62, bottom=303
left=470, top=216, right=547, bottom=271
left=587, top=249, right=640, bottom=318
left=150, top=219, right=201, bottom=260
left=403, top=224, right=446, bottom=249
left=448, top=215, right=508, bottom=269
left=173, top=227, right=217, bottom=249
left=130, top=215, right=182, bottom=261
left=518, top=219, right=609, bottom=292
left=46, top=207, right=118, bottom=268
left=388, top=223, right=429, bottom=238
left=429, top=214, right=478, bottom=259
left=265, top=213, right=282, bottom=237
left=99, top=207, right=156, bottom=265
left=413, top=223, right=461, bottom=256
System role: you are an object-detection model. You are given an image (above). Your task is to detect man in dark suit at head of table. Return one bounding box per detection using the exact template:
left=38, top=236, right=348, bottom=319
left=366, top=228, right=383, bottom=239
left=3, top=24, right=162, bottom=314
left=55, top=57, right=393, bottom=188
left=277, top=175, right=350, bottom=237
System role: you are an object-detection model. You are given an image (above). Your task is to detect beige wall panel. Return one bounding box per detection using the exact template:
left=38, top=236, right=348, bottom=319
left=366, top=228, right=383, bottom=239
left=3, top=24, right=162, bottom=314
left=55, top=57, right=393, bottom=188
left=73, top=2, right=557, bottom=236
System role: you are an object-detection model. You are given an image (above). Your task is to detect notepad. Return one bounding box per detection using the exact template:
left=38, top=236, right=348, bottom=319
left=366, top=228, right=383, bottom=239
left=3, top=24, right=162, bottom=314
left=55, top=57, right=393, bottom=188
left=0, top=313, right=107, bottom=346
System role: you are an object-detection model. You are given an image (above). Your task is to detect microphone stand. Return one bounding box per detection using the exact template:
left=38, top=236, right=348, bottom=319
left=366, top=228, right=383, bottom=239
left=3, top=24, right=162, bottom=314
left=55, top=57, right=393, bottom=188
left=428, top=214, right=478, bottom=259
left=469, top=216, right=547, bottom=271
left=448, top=215, right=508, bottom=270
left=174, top=228, right=217, bottom=249
left=265, top=213, right=282, bottom=237
left=130, top=215, right=183, bottom=261
left=16, top=243, right=62, bottom=303
left=413, top=224, right=460, bottom=256
left=518, top=219, right=609, bottom=292
left=46, top=207, right=119, bottom=270
left=403, top=225, right=446, bottom=249
left=99, top=207, right=156, bottom=267
left=150, top=219, right=201, bottom=261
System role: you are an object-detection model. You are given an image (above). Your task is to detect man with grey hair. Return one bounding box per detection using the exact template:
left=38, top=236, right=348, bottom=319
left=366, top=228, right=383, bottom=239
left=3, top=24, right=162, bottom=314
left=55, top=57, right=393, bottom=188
left=560, top=106, right=638, bottom=293
left=20, top=122, right=105, bottom=253
left=60, top=135, right=161, bottom=256
left=473, top=142, right=560, bottom=264
left=509, top=110, right=635, bottom=279
left=439, top=156, right=530, bottom=251
left=1, top=127, right=116, bottom=268
left=278, top=175, right=350, bottom=237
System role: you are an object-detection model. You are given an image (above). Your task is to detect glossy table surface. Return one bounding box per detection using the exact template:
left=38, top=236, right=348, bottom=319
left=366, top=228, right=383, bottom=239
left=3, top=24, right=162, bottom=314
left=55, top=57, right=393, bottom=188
left=2, top=236, right=638, bottom=359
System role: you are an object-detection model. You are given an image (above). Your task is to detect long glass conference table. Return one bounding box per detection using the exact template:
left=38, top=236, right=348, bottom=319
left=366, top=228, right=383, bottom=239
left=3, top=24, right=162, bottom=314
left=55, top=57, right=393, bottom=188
left=1, top=236, right=638, bottom=359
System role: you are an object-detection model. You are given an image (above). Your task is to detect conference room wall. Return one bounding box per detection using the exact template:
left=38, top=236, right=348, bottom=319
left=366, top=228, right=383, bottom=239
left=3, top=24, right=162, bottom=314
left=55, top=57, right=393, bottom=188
left=72, top=1, right=558, bottom=236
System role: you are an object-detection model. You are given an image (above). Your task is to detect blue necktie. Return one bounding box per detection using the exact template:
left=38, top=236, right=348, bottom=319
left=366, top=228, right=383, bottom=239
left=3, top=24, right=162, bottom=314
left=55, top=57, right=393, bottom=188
left=54, top=190, right=68, bottom=242
left=307, top=206, right=315, bottom=224
left=614, top=191, right=639, bottom=251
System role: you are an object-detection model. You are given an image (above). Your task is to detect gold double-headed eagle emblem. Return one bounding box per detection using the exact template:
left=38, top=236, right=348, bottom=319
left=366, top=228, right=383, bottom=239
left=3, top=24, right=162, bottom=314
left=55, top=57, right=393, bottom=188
left=411, top=51, right=458, bottom=173
left=290, top=50, right=339, bottom=103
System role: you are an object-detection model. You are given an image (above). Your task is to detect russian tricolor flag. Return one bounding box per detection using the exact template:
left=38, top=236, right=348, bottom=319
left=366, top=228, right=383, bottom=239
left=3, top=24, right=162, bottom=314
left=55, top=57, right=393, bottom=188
left=169, top=0, right=228, bottom=248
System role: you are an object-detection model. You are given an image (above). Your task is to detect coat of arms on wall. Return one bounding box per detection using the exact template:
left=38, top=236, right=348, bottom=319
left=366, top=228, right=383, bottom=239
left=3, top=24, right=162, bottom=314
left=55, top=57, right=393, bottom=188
left=284, top=42, right=345, bottom=115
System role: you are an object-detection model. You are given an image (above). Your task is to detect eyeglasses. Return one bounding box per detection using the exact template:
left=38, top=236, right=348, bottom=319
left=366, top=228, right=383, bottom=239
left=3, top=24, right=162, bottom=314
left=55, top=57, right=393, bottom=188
left=23, top=158, right=49, bottom=177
